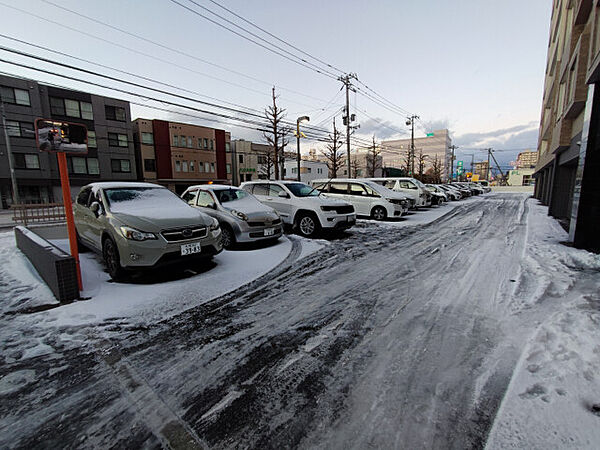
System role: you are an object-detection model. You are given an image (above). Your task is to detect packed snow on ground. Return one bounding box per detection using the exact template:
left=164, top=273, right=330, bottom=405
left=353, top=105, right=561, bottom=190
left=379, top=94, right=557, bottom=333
left=45, top=236, right=293, bottom=327
left=486, top=200, right=600, bottom=449
left=0, top=231, right=58, bottom=315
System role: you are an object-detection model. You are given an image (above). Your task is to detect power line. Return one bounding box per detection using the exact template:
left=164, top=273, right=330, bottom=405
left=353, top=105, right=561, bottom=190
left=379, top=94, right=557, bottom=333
left=168, top=0, right=339, bottom=79
left=203, top=0, right=346, bottom=75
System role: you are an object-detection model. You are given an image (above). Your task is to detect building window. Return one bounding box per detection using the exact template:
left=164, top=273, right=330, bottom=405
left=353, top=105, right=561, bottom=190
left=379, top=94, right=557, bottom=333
left=203, top=138, right=208, bottom=149
left=226, top=164, right=231, bottom=174
left=0, top=86, right=30, bottom=106
left=72, top=157, right=88, bottom=174
left=209, top=139, right=214, bottom=150
left=258, top=155, right=267, bottom=164
left=175, top=160, right=181, bottom=172
left=87, top=130, right=97, bottom=148
left=225, top=142, right=230, bottom=152
left=292, top=167, right=297, bottom=174
left=198, top=138, right=203, bottom=149
left=88, top=158, right=99, bottom=175
left=49, top=97, right=93, bottom=119
left=173, top=135, right=178, bottom=146
left=210, top=162, right=215, bottom=173
left=108, top=132, right=128, bottom=147
left=144, top=159, right=156, bottom=172
left=190, top=160, right=195, bottom=172
left=5, top=121, right=34, bottom=138
left=239, top=154, right=244, bottom=163
left=111, top=159, right=131, bottom=173
left=182, top=160, right=188, bottom=172
left=141, top=132, right=154, bottom=145
left=187, top=136, right=193, bottom=148
left=14, top=153, right=40, bottom=169
left=105, top=105, right=126, bottom=121
left=204, top=162, right=210, bottom=172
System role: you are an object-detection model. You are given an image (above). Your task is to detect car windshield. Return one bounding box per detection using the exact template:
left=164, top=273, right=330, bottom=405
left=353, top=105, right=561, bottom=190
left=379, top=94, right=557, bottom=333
left=103, top=187, right=181, bottom=211
left=285, top=183, right=319, bottom=197
left=213, top=188, right=248, bottom=203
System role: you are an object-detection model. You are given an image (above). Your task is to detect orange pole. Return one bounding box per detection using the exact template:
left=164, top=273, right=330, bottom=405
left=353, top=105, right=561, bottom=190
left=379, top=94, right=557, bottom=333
left=57, top=152, right=83, bottom=292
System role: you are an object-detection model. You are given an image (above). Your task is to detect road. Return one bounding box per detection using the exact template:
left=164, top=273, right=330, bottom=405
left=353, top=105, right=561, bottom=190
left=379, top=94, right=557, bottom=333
left=0, top=194, right=549, bottom=449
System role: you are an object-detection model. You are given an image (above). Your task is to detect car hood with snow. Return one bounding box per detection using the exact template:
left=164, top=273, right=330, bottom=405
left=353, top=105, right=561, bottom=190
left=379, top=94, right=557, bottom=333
left=220, top=195, right=279, bottom=220
left=108, top=193, right=213, bottom=232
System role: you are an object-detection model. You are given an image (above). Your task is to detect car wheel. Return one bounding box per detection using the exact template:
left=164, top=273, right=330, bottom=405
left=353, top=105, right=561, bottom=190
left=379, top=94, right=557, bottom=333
left=296, top=212, right=320, bottom=238
left=102, top=237, right=124, bottom=280
left=220, top=225, right=235, bottom=249
left=371, top=206, right=387, bottom=221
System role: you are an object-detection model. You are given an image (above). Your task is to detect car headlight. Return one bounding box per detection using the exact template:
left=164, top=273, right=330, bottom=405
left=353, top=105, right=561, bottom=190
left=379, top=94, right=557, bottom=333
left=209, top=218, right=220, bottom=231
left=320, top=205, right=337, bottom=212
left=229, top=209, right=248, bottom=221
left=119, top=226, right=157, bottom=241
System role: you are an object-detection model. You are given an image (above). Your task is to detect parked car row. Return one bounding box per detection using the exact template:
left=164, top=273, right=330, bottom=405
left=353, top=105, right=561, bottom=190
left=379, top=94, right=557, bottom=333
left=72, top=178, right=489, bottom=279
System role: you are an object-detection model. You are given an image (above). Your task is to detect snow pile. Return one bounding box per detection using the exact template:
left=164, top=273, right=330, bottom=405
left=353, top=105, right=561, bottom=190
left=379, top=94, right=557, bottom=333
left=486, top=200, right=600, bottom=449
left=0, top=231, right=58, bottom=316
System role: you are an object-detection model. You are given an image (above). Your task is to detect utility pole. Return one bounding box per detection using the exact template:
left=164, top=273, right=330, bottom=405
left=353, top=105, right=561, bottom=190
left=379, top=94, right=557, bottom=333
left=339, top=73, right=357, bottom=177
left=406, top=115, right=419, bottom=176
left=448, top=145, right=459, bottom=181
left=0, top=96, right=19, bottom=205
left=489, top=149, right=507, bottom=185
left=486, top=148, right=492, bottom=181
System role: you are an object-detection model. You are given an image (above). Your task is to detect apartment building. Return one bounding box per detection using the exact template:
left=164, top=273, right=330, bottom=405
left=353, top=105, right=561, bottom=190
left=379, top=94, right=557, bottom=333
left=515, top=150, right=539, bottom=168
left=534, top=0, right=600, bottom=252
left=283, top=159, right=328, bottom=182
left=0, top=74, right=136, bottom=208
left=473, top=161, right=490, bottom=180
left=132, top=119, right=231, bottom=193
left=381, top=129, right=452, bottom=180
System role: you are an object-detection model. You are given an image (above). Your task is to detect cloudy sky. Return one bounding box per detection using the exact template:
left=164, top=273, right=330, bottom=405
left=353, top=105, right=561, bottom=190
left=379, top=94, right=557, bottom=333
left=0, top=0, right=551, bottom=165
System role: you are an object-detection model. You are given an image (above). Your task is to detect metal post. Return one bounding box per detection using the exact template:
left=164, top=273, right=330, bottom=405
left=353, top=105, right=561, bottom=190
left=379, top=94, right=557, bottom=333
left=344, top=77, right=351, bottom=177
left=296, top=124, right=301, bottom=182
left=0, top=97, right=19, bottom=205
left=486, top=148, right=491, bottom=181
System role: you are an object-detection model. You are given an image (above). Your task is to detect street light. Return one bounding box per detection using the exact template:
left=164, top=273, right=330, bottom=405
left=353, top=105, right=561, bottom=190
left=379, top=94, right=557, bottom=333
left=296, top=115, right=310, bottom=182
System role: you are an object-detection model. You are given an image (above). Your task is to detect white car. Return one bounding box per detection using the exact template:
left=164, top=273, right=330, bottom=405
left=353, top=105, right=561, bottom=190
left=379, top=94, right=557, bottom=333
left=368, top=177, right=431, bottom=207
left=310, top=178, right=409, bottom=220
left=240, top=180, right=356, bottom=238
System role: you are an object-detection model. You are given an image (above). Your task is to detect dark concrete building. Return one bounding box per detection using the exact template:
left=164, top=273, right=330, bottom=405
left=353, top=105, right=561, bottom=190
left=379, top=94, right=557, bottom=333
left=0, top=74, right=137, bottom=208
left=534, top=0, right=600, bottom=252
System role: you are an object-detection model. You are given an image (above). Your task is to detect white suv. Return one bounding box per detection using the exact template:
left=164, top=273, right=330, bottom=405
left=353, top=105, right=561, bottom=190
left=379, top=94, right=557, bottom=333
left=311, top=178, right=409, bottom=220
left=240, top=180, right=356, bottom=237
left=368, top=177, right=431, bottom=207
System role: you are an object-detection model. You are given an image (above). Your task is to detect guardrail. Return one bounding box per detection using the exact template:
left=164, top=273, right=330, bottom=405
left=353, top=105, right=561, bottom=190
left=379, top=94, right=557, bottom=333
left=11, top=203, right=67, bottom=226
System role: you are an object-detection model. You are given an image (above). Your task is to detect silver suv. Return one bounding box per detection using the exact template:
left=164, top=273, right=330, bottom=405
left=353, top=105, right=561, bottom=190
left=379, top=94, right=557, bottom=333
left=181, top=184, right=282, bottom=249
left=74, top=182, right=222, bottom=279
left=240, top=180, right=355, bottom=238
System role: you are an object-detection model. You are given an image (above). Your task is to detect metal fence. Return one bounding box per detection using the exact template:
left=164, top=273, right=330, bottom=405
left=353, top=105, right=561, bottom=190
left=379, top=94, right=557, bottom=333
left=11, top=203, right=67, bottom=226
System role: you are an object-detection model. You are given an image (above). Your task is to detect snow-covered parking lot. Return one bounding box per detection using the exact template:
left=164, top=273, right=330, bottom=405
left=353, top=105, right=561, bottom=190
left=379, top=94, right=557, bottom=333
left=1, top=193, right=599, bottom=448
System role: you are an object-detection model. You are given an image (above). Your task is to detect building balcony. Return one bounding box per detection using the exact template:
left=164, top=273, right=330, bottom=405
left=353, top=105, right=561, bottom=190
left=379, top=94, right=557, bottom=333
left=574, top=0, right=593, bottom=25
left=551, top=116, right=573, bottom=151
left=564, top=32, right=590, bottom=118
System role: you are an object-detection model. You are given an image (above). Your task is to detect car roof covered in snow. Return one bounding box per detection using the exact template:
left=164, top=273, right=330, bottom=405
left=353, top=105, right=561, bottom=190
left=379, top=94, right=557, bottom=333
left=84, top=182, right=165, bottom=190
left=186, top=184, right=237, bottom=190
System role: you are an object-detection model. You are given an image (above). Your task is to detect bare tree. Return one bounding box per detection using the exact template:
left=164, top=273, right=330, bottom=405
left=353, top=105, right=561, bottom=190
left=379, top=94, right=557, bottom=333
left=416, top=149, right=429, bottom=180
left=321, top=118, right=345, bottom=178
left=350, top=156, right=360, bottom=178
left=257, top=150, right=275, bottom=179
left=430, top=155, right=443, bottom=184
left=262, top=87, right=288, bottom=180
left=366, top=135, right=382, bottom=177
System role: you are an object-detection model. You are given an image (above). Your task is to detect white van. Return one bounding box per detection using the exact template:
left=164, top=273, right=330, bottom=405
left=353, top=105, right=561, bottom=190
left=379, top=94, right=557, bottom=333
left=368, top=177, right=431, bottom=208
left=310, top=178, right=409, bottom=220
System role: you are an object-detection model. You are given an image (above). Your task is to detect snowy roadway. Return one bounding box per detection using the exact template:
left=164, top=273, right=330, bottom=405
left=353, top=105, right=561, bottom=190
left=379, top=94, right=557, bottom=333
left=1, top=193, right=599, bottom=448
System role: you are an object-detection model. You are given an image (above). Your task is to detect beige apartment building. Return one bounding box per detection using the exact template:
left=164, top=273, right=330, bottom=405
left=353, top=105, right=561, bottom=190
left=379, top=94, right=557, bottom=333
left=534, top=0, right=600, bottom=252
left=132, top=119, right=232, bottom=193
left=515, top=150, right=539, bottom=168
left=381, top=129, right=452, bottom=180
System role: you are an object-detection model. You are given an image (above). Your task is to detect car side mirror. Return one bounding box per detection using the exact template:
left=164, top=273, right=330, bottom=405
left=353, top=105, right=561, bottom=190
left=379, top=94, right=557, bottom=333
left=90, top=201, right=101, bottom=216
left=210, top=203, right=217, bottom=209
left=278, top=191, right=289, bottom=198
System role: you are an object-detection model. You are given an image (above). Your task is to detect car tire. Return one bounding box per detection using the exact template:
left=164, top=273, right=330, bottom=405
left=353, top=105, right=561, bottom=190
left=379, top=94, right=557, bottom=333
left=295, top=212, right=320, bottom=238
left=220, top=225, right=235, bottom=249
left=76, top=231, right=88, bottom=253
left=371, top=206, right=387, bottom=221
left=102, top=237, right=125, bottom=280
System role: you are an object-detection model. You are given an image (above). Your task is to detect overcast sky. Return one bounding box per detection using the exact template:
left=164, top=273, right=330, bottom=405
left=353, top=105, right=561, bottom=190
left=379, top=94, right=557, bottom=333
left=0, top=0, right=551, bottom=165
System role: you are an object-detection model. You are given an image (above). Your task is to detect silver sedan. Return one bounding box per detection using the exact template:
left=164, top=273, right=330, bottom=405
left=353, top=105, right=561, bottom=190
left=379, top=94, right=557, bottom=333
left=182, top=185, right=283, bottom=248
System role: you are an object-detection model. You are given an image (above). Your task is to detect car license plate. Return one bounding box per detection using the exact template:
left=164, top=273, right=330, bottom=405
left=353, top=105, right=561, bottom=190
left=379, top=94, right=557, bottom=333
left=181, top=242, right=202, bottom=255
left=264, top=227, right=275, bottom=236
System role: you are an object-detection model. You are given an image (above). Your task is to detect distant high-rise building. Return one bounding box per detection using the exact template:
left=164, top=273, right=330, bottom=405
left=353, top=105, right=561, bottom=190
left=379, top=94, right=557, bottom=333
left=516, top=151, right=538, bottom=169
